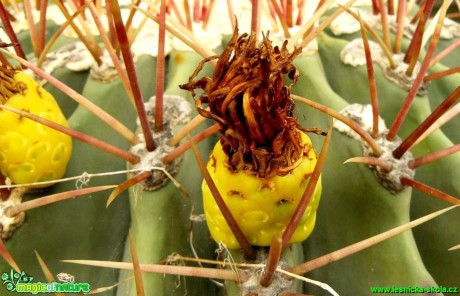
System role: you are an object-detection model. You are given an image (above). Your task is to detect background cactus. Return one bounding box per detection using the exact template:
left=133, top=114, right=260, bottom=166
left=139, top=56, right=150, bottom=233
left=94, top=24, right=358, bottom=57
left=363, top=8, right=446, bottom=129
left=0, top=0, right=459, bottom=295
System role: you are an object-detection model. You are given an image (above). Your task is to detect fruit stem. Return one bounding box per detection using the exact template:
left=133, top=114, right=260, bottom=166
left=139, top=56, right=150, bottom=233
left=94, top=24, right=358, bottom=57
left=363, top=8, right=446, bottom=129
left=0, top=2, right=26, bottom=61
left=393, top=85, right=460, bottom=159
left=5, top=186, right=116, bottom=217
left=282, top=125, right=332, bottom=248
left=400, top=178, right=460, bottom=205
left=155, top=0, right=167, bottom=133
left=358, top=13, right=380, bottom=138
left=292, top=95, right=382, bottom=157
left=0, top=104, right=141, bottom=164
left=260, top=232, right=283, bottom=287
left=290, top=205, right=459, bottom=275
left=387, top=0, right=452, bottom=142
left=190, top=137, right=256, bottom=260
left=107, top=0, right=156, bottom=152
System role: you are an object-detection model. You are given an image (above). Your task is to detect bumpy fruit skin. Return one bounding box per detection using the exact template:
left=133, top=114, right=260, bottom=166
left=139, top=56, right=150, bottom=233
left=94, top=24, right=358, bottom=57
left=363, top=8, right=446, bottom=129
left=0, top=72, right=72, bottom=187
left=203, top=131, right=322, bottom=249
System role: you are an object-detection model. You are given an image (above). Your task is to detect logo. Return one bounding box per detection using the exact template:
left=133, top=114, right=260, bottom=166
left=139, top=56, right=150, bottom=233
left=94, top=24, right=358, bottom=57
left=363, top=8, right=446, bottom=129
left=2, top=269, right=90, bottom=294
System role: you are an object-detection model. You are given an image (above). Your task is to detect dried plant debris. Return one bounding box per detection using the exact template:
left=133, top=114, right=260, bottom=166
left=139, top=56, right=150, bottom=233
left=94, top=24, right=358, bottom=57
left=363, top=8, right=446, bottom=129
left=181, top=27, right=310, bottom=179
left=0, top=66, right=26, bottom=103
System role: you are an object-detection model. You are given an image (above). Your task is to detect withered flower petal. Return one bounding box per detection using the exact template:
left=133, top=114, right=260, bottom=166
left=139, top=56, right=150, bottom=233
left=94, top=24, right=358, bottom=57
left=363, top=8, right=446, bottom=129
left=180, top=26, right=304, bottom=178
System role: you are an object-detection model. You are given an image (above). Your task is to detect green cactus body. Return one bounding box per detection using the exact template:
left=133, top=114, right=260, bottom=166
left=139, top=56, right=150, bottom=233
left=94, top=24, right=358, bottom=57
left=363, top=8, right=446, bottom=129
left=314, top=31, right=460, bottom=287
left=117, top=49, right=218, bottom=295
left=292, top=53, right=440, bottom=294
left=116, top=135, right=217, bottom=296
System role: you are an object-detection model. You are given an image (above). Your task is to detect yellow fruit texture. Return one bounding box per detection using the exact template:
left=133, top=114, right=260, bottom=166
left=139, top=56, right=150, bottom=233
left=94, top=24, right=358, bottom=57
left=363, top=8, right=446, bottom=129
left=202, top=131, right=321, bottom=249
left=0, top=71, right=72, bottom=187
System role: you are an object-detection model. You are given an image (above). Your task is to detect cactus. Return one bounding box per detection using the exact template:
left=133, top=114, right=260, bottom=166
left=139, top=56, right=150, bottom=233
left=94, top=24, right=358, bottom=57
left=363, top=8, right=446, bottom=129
left=0, top=1, right=459, bottom=295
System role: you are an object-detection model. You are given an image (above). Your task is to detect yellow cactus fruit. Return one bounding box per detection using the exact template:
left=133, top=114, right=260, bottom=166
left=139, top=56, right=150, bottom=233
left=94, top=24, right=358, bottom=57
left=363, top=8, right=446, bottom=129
left=202, top=130, right=321, bottom=249
left=0, top=69, right=72, bottom=187
left=181, top=27, right=323, bottom=249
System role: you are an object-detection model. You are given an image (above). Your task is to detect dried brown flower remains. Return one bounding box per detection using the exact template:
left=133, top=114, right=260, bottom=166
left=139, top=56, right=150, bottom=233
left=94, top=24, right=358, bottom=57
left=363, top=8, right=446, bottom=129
left=180, top=27, right=306, bottom=178
left=0, top=66, right=25, bottom=104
